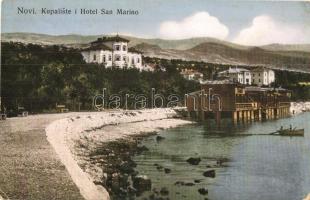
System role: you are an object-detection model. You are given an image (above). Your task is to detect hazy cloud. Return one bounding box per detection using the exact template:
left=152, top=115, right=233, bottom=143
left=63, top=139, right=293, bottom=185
left=233, top=15, right=309, bottom=46
left=159, top=12, right=229, bottom=40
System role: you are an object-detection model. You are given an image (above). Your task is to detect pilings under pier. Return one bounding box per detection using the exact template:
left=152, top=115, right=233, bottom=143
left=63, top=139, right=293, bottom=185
left=189, top=106, right=291, bottom=125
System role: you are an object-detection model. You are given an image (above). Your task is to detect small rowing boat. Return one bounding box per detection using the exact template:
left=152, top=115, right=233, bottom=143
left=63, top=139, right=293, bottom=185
left=277, top=128, right=304, bottom=136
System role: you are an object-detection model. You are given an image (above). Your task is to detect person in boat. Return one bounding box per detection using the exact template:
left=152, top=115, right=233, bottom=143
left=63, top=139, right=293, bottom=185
left=290, top=124, right=292, bottom=130
left=280, top=126, right=283, bottom=131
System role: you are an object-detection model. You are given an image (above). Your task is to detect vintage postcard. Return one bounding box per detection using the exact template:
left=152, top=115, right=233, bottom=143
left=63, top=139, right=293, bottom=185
left=1, top=0, right=310, bottom=200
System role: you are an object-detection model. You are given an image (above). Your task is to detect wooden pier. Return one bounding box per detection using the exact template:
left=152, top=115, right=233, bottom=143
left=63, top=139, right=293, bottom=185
left=186, top=82, right=291, bottom=125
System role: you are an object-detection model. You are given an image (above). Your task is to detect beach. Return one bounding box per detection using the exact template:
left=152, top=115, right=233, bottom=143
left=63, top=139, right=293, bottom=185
left=0, top=113, right=85, bottom=200
left=44, top=108, right=193, bottom=200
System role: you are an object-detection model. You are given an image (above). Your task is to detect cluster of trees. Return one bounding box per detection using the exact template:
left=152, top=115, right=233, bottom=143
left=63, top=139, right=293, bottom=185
left=143, top=56, right=227, bottom=80
left=1, top=42, right=200, bottom=113
left=274, top=70, right=310, bottom=100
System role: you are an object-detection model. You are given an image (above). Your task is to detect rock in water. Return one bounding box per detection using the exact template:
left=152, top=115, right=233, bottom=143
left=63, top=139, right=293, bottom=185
left=160, top=187, right=169, bottom=196
left=164, top=168, right=171, bottom=174
left=136, top=145, right=149, bottom=154
left=132, top=175, right=152, bottom=192
left=156, top=165, right=163, bottom=171
left=194, top=179, right=202, bottom=183
left=174, top=181, right=185, bottom=186
left=156, top=135, right=165, bottom=142
left=198, top=188, right=208, bottom=195
left=203, top=170, right=216, bottom=178
left=184, top=182, right=195, bottom=186
left=186, top=157, right=201, bottom=165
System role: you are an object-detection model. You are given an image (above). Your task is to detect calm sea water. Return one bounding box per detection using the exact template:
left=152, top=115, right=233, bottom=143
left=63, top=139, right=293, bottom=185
left=133, top=113, right=310, bottom=200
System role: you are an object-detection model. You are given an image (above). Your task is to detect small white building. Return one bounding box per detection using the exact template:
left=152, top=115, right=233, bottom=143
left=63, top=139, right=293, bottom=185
left=81, top=35, right=143, bottom=70
left=180, top=69, right=204, bottom=82
left=251, top=67, right=275, bottom=86
left=218, top=67, right=252, bottom=85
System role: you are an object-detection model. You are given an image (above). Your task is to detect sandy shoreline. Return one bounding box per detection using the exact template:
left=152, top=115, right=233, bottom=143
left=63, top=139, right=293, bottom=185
left=45, top=108, right=193, bottom=200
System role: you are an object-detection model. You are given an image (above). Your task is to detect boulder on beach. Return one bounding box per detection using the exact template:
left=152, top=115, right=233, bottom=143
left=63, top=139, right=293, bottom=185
left=203, top=170, right=216, bottom=178
left=132, top=175, right=152, bottom=192
left=118, top=160, right=137, bottom=174
left=111, top=173, right=129, bottom=192
left=186, top=157, right=201, bottom=165
left=198, top=188, right=208, bottom=195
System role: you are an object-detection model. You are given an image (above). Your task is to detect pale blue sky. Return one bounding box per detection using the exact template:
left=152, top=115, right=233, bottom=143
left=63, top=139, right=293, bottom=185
left=2, top=0, right=310, bottom=44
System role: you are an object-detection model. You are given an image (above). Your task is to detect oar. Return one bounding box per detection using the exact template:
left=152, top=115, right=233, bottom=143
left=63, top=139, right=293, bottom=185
left=268, top=131, right=279, bottom=135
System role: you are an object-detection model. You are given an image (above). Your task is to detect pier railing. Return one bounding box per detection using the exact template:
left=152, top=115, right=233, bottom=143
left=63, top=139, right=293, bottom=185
left=278, top=102, right=291, bottom=108
left=235, top=102, right=257, bottom=110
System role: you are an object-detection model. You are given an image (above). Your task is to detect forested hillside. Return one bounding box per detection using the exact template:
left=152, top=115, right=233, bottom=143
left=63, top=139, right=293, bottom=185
left=1, top=42, right=199, bottom=113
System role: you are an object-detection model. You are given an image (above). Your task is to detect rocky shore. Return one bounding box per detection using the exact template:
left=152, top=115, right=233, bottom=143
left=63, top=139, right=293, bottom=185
left=45, top=108, right=193, bottom=200
left=290, top=102, right=310, bottom=115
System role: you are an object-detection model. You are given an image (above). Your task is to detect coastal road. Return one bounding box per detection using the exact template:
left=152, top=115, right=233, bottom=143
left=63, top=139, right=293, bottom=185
left=0, top=114, right=84, bottom=200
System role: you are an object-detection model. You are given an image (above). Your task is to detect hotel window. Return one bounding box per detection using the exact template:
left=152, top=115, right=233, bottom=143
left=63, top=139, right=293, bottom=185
left=123, top=45, right=127, bottom=51
left=108, top=55, right=112, bottom=61
left=123, top=56, right=126, bottom=61
left=115, top=55, right=121, bottom=61
left=258, top=73, right=260, bottom=76
left=93, top=54, right=96, bottom=61
left=259, top=79, right=261, bottom=82
left=131, top=58, right=135, bottom=64
left=137, top=57, right=140, bottom=63
left=103, top=55, right=106, bottom=62
left=114, top=45, right=120, bottom=51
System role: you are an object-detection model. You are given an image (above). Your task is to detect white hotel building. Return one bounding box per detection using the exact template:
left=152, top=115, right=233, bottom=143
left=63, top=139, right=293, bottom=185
left=218, top=67, right=275, bottom=86
left=251, top=68, right=275, bottom=86
left=81, top=35, right=143, bottom=70
left=218, top=67, right=252, bottom=85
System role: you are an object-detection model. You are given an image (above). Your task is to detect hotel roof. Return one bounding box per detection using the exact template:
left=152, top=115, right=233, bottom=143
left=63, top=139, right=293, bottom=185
left=91, top=35, right=130, bottom=44
left=219, top=67, right=249, bottom=74
left=245, top=86, right=289, bottom=92
left=81, top=43, right=112, bottom=51
left=200, top=79, right=236, bottom=85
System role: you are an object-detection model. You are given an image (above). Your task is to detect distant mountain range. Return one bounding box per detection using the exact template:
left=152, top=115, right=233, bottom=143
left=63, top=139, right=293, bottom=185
left=2, top=32, right=310, bottom=72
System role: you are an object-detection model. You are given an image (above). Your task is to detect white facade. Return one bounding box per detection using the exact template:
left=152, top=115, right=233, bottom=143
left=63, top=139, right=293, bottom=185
left=218, top=67, right=252, bottom=85
left=180, top=69, right=204, bottom=82
left=218, top=67, right=275, bottom=86
left=81, top=36, right=142, bottom=69
left=251, top=68, right=275, bottom=86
